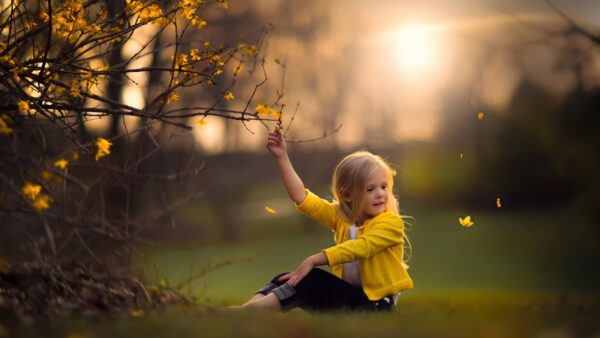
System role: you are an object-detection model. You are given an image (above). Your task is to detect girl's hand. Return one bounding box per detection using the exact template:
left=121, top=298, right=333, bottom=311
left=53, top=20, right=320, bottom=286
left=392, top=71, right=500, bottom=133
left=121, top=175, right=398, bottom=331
left=278, top=259, right=314, bottom=287
left=278, top=253, right=328, bottom=287
left=266, top=131, right=286, bottom=159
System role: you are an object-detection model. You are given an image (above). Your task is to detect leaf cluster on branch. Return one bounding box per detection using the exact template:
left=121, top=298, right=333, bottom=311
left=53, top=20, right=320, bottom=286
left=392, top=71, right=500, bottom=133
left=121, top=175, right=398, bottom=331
left=0, top=0, right=287, bottom=265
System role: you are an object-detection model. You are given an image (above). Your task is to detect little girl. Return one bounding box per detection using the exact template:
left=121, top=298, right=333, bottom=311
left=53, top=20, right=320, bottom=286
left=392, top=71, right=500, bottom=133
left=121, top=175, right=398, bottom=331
left=235, top=131, right=413, bottom=311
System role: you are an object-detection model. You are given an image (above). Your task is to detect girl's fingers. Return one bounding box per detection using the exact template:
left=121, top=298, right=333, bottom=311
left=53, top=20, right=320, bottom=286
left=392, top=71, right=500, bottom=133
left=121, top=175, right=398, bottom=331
left=268, top=132, right=282, bottom=141
left=278, top=273, right=291, bottom=281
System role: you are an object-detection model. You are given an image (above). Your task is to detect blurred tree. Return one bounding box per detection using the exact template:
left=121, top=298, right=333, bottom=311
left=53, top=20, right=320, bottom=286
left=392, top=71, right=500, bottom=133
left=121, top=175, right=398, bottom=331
left=433, top=1, right=600, bottom=212
left=0, top=0, right=283, bottom=265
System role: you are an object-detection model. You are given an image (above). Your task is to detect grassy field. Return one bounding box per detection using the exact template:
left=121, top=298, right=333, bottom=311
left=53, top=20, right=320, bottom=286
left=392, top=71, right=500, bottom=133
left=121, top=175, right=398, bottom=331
left=3, top=203, right=599, bottom=338
left=137, top=201, right=599, bottom=305
left=6, top=295, right=599, bottom=338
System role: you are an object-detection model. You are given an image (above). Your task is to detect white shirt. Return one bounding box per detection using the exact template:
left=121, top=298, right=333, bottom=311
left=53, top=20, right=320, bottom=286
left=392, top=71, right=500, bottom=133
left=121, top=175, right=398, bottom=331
left=342, top=224, right=362, bottom=287
left=342, top=223, right=401, bottom=305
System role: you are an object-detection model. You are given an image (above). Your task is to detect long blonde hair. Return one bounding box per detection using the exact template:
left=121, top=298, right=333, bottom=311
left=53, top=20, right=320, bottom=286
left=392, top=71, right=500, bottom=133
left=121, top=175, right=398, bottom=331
left=331, top=151, right=412, bottom=268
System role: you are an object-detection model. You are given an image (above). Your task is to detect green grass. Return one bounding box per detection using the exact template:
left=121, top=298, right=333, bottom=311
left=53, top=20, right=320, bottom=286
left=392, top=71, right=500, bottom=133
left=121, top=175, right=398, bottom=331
left=137, top=202, right=599, bottom=305
left=4, top=204, right=599, bottom=338
left=6, top=296, right=599, bottom=338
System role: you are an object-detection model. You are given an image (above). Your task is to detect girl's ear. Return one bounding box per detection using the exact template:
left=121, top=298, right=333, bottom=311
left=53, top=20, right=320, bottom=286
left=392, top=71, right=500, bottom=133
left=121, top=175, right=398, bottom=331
left=339, top=189, right=352, bottom=203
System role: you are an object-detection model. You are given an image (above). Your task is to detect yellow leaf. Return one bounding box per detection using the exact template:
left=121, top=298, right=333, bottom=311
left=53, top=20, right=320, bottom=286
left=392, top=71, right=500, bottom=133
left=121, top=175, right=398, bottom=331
left=245, top=45, right=258, bottom=55
left=194, top=119, right=207, bottom=126
left=165, top=93, right=179, bottom=105
left=33, top=194, right=53, bottom=211
left=270, top=108, right=283, bottom=120
left=478, top=112, right=484, bottom=120
left=217, top=1, right=228, bottom=10
left=22, top=182, right=41, bottom=200
left=255, top=104, right=268, bottom=116
left=265, top=206, right=276, bottom=214
left=459, top=216, right=473, bottom=227
left=18, top=100, right=30, bottom=114
left=470, top=99, right=475, bottom=105
left=459, top=153, right=463, bottom=159
left=0, top=118, right=12, bottom=135
left=95, top=137, right=113, bottom=161
left=70, top=78, right=82, bottom=98
left=53, top=158, right=69, bottom=170
left=497, top=197, right=502, bottom=208
left=233, top=65, right=244, bottom=75
left=190, top=48, right=201, bottom=61
left=224, top=92, right=234, bottom=100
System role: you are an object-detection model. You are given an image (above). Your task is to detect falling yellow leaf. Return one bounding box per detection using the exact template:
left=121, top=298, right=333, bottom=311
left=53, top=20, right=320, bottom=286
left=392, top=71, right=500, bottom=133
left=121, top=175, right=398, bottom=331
left=459, top=153, right=463, bottom=159
left=497, top=197, right=502, bottom=208
left=195, top=119, right=207, bottom=126
left=459, top=216, right=473, bottom=227
left=478, top=112, right=484, bottom=120
left=265, top=206, right=276, bottom=214
left=53, top=158, right=68, bottom=170
left=224, top=92, right=234, bottom=100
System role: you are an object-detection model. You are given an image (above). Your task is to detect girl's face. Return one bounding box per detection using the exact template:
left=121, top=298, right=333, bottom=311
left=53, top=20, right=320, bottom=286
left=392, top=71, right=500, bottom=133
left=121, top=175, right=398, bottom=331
left=362, top=165, right=389, bottom=219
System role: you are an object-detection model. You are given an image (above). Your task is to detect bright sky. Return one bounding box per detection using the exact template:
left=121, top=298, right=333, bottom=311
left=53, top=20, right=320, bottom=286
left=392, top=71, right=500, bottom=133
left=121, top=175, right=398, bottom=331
left=249, top=0, right=600, bottom=150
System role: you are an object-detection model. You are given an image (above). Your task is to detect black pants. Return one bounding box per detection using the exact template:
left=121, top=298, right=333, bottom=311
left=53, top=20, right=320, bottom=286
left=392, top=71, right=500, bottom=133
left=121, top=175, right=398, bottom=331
left=256, top=268, right=394, bottom=312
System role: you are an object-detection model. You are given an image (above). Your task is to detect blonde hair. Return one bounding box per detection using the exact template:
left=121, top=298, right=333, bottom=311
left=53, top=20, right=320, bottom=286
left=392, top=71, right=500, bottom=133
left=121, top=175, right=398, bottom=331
left=331, top=151, right=412, bottom=268
left=331, top=151, right=398, bottom=223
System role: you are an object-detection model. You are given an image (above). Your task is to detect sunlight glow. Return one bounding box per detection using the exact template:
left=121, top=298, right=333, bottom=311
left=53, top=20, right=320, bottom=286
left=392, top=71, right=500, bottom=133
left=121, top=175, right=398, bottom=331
left=395, top=25, right=437, bottom=73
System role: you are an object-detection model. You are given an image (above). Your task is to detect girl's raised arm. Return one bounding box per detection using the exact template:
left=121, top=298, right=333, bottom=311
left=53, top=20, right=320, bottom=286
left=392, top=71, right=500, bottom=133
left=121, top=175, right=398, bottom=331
left=267, top=131, right=307, bottom=205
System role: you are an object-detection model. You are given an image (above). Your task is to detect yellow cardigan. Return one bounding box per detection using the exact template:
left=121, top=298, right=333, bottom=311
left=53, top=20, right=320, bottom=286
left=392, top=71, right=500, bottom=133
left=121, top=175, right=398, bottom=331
left=296, top=189, right=413, bottom=300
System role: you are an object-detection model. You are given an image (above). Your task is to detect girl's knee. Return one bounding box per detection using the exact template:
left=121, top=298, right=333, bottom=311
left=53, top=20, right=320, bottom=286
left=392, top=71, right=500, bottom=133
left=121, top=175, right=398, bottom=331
left=302, top=267, right=329, bottom=283
left=307, top=267, right=327, bottom=277
left=257, top=272, right=290, bottom=295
